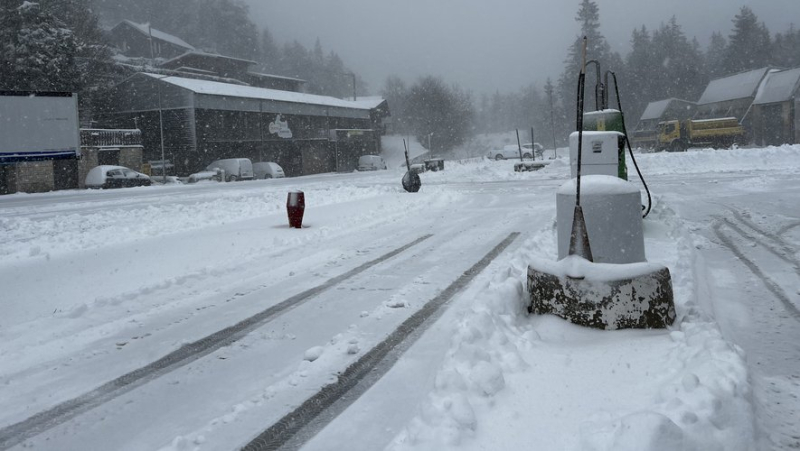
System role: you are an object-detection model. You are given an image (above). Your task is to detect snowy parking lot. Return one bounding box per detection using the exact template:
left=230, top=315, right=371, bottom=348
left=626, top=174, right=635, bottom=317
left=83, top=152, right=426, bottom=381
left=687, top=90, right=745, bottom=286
left=1, top=145, right=799, bottom=450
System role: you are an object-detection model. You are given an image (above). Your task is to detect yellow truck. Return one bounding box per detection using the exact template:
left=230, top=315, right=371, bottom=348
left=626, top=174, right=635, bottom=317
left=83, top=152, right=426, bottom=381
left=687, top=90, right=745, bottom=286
left=657, top=117, right=745, bottom=152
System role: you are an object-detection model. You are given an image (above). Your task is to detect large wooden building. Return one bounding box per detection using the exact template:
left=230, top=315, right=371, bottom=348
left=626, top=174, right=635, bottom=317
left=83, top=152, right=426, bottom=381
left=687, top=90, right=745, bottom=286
left=633, top=66, right=800, bottom=148
left=750, top=68, right=800, bottom=146
left=102, top=73, right=388, bottom=177
left=694, top=67, right=772, bottom=123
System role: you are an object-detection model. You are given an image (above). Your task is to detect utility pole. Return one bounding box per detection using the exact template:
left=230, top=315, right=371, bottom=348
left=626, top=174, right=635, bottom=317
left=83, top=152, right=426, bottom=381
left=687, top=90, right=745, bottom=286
left=546, top=81, right=558, bottom=159
left=148, top=24, right=168, bottom=182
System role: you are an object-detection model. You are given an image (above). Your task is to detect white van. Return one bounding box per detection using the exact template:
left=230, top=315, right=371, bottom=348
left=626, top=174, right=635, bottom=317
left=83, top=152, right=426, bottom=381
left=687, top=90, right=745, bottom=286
left=253, top=162, right=286, bottom=179
left=205, top=158, right=254, bottom=181
left=358, top=155, right=387, bottom=171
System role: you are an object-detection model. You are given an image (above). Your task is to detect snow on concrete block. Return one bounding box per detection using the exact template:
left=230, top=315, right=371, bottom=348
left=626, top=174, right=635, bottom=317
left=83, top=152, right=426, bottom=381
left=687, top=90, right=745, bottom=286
left=527, top=256, right=676, bottom=330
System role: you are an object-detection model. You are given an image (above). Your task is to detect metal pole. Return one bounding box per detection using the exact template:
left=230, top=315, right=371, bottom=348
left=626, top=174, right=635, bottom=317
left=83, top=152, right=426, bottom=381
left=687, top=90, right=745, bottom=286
left=149, top=25, right=167, bottom=183
left=351, top=72, right=356, bottom=101
left=548, top=85, right=558, bottom=158
left=157, top=80, right=166, bottom=183
left=530, top=127, right=535, bottom=160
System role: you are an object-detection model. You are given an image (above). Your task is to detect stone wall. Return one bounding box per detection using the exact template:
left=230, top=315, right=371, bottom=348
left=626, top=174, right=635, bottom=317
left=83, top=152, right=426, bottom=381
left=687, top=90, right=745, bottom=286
left=6, top=161, right=55, bottom=193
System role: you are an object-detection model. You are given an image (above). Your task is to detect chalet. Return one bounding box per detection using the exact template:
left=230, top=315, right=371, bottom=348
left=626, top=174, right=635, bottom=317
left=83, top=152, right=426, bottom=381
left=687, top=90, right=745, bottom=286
left=102, top=73, right=388, bottom=177
left=109, top=20, right=195, bottom=60
left=750, top=67, right=800, bottom=146
left=158, top=51, right=305, bottom=92
left=694, top=67, right=773, bottom=124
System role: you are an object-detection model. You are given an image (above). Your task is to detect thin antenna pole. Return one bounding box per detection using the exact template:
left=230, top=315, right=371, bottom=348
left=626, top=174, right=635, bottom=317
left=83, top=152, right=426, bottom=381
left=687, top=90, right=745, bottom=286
left=576, top=36, right=587, bottom=206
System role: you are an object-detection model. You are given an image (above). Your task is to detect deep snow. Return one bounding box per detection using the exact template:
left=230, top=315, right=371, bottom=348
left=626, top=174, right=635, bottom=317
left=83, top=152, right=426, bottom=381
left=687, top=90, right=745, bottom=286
left=1, top=142, right=799, bottom=450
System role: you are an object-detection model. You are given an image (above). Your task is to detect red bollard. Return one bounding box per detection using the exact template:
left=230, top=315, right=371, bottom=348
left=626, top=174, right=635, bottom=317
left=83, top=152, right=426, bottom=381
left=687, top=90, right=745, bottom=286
left=286, top=190, right=305, bottom=228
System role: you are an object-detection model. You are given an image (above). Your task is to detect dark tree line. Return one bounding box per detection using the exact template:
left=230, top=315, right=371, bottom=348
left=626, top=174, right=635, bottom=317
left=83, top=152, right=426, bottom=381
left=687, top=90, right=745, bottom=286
left=474, top=1, right=800, bottom=147
left=381, top=76, right=474, bottom=152
left=0, top=0, right=368, bottom=119
left=92, top=0, right=368, bottom=98
left=0, top=0, right=119, bottom=117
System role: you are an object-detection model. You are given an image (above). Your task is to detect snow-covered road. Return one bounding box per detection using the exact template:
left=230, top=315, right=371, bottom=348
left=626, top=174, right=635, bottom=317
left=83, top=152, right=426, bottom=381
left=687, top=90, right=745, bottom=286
left=1, top=145, right=798, bottom=450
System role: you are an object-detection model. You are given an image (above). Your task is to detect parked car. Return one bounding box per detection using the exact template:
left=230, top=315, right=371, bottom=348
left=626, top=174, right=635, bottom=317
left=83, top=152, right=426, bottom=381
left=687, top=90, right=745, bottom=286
left=522, top=142, right=545, bottom=158
left=253, top=162, right=286, bottom=179
left=409, top=163, right=426, bottom=174
left=186, top=169, right=223, bottom=184
left=358, top=155, right=388, bottom=171
left=205, top=158, right=254, bottom=181
left=85, top=165, right=152, bottom=189
left=488, top=143, right=544, bottom=160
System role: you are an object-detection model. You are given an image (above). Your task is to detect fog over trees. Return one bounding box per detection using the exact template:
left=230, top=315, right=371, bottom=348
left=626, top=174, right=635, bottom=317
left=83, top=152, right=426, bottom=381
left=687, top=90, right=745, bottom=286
left=1, top=0, right=799, bottom=151
left=465, top=1, right=800, bottom=149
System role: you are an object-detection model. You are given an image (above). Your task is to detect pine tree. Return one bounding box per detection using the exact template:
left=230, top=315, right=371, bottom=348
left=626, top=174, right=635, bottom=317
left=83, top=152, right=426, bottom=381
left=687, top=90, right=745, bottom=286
left=381, top=76, right=408, bottom=133
left=558, top=0, right=619, bottom=129
left=621, top=26, right=655, bottom=128
left=772, top=24, right=800, bottom=68
left=650, top=17, right=706, bottom=101
left=723, top=6, right=772, bottom=73
left=0, top=1, right=81, bottom=91
left=543, top=78, right=567, bottom=148
left=404, top=76, right=474, bottom=151
left=258, top=28, right=280, bottom=72
left=706, top=32, right=728, bottom=78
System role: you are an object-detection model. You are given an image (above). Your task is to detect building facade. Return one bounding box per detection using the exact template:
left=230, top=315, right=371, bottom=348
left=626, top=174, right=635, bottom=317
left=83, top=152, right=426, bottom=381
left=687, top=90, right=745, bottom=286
left=109, top=20, right=195, bottom=60
left=750, top=68, right=800, bottom=146
left=102, top=73, right=387, bottom=177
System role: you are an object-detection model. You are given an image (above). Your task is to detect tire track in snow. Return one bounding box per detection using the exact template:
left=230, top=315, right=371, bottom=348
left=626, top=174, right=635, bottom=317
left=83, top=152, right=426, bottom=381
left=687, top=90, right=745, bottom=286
left=726, top=209, right=800, bottom=271
left=0, top=234, right=433, bottom=451
left=241, top=232, right=520, bottom=451
left=713, top=221, right=800, bottom=322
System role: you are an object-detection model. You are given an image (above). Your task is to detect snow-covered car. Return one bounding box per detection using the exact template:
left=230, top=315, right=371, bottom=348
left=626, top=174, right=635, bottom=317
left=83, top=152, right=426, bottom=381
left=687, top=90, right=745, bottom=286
left=85, top=165, right=152, bottom=189
left=205, top=158, right=254, bottom=181
left=253, top=162, right=285, bottom=179
left=150, top=175, right=182, bottom=185
left=488, top=142, right=544, bottom=160
left=357, top=155, right=388, bottom=171
left=186, top=170, right=223, bottom=184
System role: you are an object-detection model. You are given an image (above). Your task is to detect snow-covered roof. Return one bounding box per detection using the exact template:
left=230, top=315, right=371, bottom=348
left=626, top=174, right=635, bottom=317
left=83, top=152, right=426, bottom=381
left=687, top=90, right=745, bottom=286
left=349, top=96, right=387, bottom=110
left=160, top=51, right=256, bottom=68
left=697, top=67, right=771, bottom=105
left=753, top=67, right=800, bottom=105
left=143, top=73, right=373, bottom=111
left=248, top=72, right=306, bottom=83
left=640, top=99, right=673, bottom=120
left=639, top=98, right=695, bottom=121
left=117, top=20, right=195, bottom=51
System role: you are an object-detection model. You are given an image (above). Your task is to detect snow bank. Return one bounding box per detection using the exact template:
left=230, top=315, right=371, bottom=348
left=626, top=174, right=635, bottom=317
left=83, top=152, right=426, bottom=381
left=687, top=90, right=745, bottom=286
left=631, top=144, right=800, bottom=176
left=387, top=188, right=754, bottom=450
left=0, top=182, right=404, bottom=266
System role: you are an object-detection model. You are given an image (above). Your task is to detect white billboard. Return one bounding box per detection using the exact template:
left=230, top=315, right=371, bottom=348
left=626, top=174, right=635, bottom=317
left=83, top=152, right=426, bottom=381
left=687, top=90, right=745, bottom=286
left=0, top=92, right=80, bottom=162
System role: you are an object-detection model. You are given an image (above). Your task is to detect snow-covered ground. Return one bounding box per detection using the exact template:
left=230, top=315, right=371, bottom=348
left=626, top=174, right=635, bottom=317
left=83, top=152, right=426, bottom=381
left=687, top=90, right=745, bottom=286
left=1, top=143, right=798, bottom=450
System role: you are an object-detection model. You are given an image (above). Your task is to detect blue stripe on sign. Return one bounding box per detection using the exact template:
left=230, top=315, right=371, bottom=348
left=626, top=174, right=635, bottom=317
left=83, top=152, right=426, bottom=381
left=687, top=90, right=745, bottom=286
left=0, top=150, right=78, bottom=163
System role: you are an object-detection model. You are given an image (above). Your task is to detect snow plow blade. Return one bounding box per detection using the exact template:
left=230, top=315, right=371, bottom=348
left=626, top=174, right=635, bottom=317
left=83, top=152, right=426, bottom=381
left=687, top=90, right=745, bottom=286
left=527, top=256, right=676, bottom=330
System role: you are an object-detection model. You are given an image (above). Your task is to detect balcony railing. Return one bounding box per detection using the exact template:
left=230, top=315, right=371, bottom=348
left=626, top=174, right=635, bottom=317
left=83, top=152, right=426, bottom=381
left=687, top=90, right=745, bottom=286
left=80, top=129, right=142, bottom=148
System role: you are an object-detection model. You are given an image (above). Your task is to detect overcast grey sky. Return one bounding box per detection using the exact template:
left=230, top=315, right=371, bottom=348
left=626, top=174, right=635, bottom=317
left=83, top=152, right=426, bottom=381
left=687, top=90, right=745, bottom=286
left=245, top=0, right=799, bottom=96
